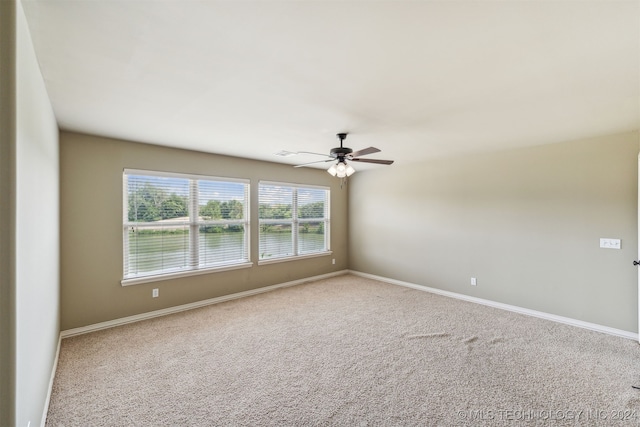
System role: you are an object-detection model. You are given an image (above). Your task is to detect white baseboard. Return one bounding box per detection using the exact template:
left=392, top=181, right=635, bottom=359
left=61, top=270, right=349, bottom=339
left=41, top=334, right=61, bottom=427
left=349, top=270, right=639, bottom=341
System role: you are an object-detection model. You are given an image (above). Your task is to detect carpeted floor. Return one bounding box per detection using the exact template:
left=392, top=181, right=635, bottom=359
left=46, top=274, right=640, bottom=426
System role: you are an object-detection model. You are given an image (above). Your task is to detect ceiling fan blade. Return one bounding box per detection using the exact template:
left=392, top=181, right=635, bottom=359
left=296, top=151, right=333, bottom=158
left=350, top=158, right=394, bottom=165
left=276, top=150, right=333, bottom=159
left=294, top=159, right=334, bottom=168
left=349, top=147, right=381, bottom=158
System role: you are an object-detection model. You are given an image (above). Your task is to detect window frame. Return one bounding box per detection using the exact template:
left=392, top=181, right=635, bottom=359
left=122, top=169, right=252, bottom=286
left=258, top=180, right=331, bottom=265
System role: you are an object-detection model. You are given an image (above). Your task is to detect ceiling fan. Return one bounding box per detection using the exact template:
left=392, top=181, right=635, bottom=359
left=291, top=133, right=394, bottom=178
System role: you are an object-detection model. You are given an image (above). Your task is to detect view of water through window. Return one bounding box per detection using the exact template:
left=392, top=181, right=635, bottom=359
left=258, top=183, right=329, bottom=260
left=124, top=172, right=329, bottom=280
left=128, top=231, right=325, bottom=275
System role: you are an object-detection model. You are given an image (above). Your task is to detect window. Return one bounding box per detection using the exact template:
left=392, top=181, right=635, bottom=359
left=123, top=169, right=250, bottom=284
left=258, top=182, right=330, bottom=262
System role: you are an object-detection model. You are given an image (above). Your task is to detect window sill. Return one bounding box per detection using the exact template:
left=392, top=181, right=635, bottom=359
left=121, top=262, right=253, bottom=286
left=257, top=251, right=333, bottom=266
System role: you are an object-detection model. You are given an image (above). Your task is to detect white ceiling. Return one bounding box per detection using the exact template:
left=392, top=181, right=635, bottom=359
left=22, top=0, right=640, bottom=170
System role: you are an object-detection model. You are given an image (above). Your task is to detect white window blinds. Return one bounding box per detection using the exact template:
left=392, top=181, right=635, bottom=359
left=123, top=170, right=250, bottom=282
left=258, top=182, right=329, bottom=260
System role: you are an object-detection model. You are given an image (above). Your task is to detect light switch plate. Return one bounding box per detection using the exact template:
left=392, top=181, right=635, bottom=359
left=600, top=238, right=621, bottom=249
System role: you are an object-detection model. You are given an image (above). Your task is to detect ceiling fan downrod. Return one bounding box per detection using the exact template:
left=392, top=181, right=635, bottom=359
left=331, top=133, right=353, bottom=160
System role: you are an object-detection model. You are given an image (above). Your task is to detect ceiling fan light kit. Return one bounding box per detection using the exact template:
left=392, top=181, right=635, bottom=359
left=327, top=161, right=355, bottom=178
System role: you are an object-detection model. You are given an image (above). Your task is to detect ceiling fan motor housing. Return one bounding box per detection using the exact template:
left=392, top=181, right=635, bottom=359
left=330, top=146, right=353, bottom=161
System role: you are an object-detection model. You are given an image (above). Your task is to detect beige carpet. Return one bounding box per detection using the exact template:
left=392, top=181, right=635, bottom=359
left=47, top=274, right=640, bottom=426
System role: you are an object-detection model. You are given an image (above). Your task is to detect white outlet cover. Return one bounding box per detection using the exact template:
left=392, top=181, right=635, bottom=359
left=470, top=277, right=477, bottom=286
left=600, top=238, right=621, bottom=249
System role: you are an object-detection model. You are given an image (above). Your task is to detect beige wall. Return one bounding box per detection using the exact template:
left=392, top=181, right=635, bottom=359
left=60, top=131, right=348, bottom=330
left=0, top=1, right=17, bottom=425
left=349, top=132, right=639, bottom=333
left=14, top=1, right=61, bottom=426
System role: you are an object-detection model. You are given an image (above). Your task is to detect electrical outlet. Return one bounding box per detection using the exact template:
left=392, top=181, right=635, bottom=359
left=600, top=238, right=621, bottom=249
left=470, top=277, right=477, bottom=286
left=152, top=288, right=159, bottom=298
left=332, top=258, right=336, bottom=265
